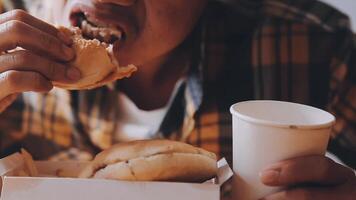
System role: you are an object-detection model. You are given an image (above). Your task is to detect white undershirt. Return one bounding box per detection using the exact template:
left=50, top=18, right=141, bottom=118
left=114, top=79, right=184, bottom=142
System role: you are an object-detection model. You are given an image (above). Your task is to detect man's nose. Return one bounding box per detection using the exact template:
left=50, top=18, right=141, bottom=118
left=93, top=0, right=136, bottom=6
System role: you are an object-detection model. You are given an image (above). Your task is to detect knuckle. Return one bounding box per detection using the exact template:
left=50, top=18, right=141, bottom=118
left=18, top=51, right=32, bottom=62
left=45, top=60, right=57, bottom=79
left=39, top=33, right=55, bottom=49
left=3, top=20, right=24, bottom=48
left=9, top=9, right=28, bottom=21
left=283, top=162, right=301, bottom=182
left=4, top=20, right=23, bottom=34
left=7, top=51, right=28, bottom=65
left=31, top=73, right=45, bottom=89
left=3, top=70, right=21, bottom=90
left=316, top=157, right=333, bottom=178
left=4, top=52, right=19, bottom=66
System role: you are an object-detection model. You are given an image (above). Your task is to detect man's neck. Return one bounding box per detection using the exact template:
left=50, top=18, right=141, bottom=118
left=118, top=46, right=190, bottom=111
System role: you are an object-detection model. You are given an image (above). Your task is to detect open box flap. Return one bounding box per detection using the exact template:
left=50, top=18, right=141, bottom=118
left=0, top=153, right=24, bottom=177
left=0, top=153, right=25, bottom=195
left=216, top=158, right=233, bottom=186
left=35, top=161, right=90, bottom=177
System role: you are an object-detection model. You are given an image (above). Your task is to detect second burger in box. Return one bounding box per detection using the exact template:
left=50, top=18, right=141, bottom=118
left=0, top=139, right=233, bottom=200
left=78, top=139, right=218, bottom=183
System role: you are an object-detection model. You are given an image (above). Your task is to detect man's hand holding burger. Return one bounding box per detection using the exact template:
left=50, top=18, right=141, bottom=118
left=259, top=155, right=356, bottom=200
left=0, top=9, right=81, bottom=112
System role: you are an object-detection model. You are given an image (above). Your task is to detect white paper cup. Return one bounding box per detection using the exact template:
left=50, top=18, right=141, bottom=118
left=230, top=100, right=335, bottom=200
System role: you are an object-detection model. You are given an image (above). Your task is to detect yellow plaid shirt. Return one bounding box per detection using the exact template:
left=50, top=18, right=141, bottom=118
left=0, top=0, right=355, bottom=168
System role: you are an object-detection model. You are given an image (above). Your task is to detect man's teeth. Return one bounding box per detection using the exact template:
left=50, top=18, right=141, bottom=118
left=80, top=19, right=122, bottom=44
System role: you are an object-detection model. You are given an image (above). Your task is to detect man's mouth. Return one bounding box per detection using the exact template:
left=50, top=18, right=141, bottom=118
left=71, top=13, right=125, bottom=44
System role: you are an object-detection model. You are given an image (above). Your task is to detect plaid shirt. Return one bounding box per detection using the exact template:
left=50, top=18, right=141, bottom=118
left=0, top=0, right=355, bottom=168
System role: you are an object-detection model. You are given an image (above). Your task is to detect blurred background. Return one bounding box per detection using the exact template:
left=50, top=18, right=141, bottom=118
left=321, top=0, right=356, bottom=31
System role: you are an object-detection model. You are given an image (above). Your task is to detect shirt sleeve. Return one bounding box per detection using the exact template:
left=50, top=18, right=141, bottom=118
left=1, top=0, right=26, bottom=11
left=327, top=34, right=356, bottom=169
left=0, top=94, right=26, bottom=158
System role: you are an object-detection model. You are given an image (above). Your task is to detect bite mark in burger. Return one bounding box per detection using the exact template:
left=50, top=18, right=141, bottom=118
left=53, top=15, right=136, bottom=90
left=78, top=140, right=218, bottom=183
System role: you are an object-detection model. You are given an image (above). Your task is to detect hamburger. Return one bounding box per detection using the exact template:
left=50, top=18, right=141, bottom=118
left=53, top=26, right=137, bottom=90
left=78, top=139, right=218, bottom=183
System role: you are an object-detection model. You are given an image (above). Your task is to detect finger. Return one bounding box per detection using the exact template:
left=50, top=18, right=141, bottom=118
left=260, top=156, right=354, bottom=186
left=0, top=9, right=72, bottom=45
left=97, top=0, right=136, bottom=6
left=260, top=186, right=352, bottom=200
left=0, top=50, right=81, bottom=82
left=0, top=20, right=75, bottom=61
left=0, top=93, right=18, bottom=113
left=0, top=70, right=53, bottom=99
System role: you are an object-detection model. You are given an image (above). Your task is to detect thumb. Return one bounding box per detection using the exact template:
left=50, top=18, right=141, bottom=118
left=259, top=156, right=354, bottom=187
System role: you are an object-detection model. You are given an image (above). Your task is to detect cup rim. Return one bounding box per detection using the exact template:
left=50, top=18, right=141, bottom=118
left=230, top=100, right=336, bottom=130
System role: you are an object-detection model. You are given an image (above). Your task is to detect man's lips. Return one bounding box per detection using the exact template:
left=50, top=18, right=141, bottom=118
left=69, top=3, right=137, bottom=44
left=70, top=13, right=125, bottom=43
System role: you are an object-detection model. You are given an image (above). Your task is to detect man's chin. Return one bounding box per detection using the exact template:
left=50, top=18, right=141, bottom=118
left=113, top=49, right=144, bottom=67
left=114, top=42, right=173, bottom=68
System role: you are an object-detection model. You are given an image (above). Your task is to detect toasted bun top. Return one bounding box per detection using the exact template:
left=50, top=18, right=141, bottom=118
left=53, top=27, right=136, bottom=90
left=95, top=139, right=216, bottom=163
left=78, top=139, right=217, bottom=182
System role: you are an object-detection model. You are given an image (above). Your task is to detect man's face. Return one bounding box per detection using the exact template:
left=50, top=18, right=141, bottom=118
left=62, top=0, right=207, bottom=66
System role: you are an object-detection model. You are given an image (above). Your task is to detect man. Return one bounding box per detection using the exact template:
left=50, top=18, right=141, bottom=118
left=0, top=0, right=355, bottom=199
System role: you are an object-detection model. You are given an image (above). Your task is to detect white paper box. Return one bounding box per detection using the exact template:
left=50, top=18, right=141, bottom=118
left=0, top=153, right=233, bottom=200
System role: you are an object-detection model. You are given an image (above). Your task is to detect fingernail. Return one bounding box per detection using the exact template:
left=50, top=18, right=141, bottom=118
left=66, top=67, right=81, bottom=81
left=259, top=169, right=280, bottom=184
left=58, top=31, right=73, bottom=45
left=62, top=45, right=75, bottom=60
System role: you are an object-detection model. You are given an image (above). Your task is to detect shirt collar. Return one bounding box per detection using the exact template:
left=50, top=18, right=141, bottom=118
left=157, top=16, right=206, bottom=139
